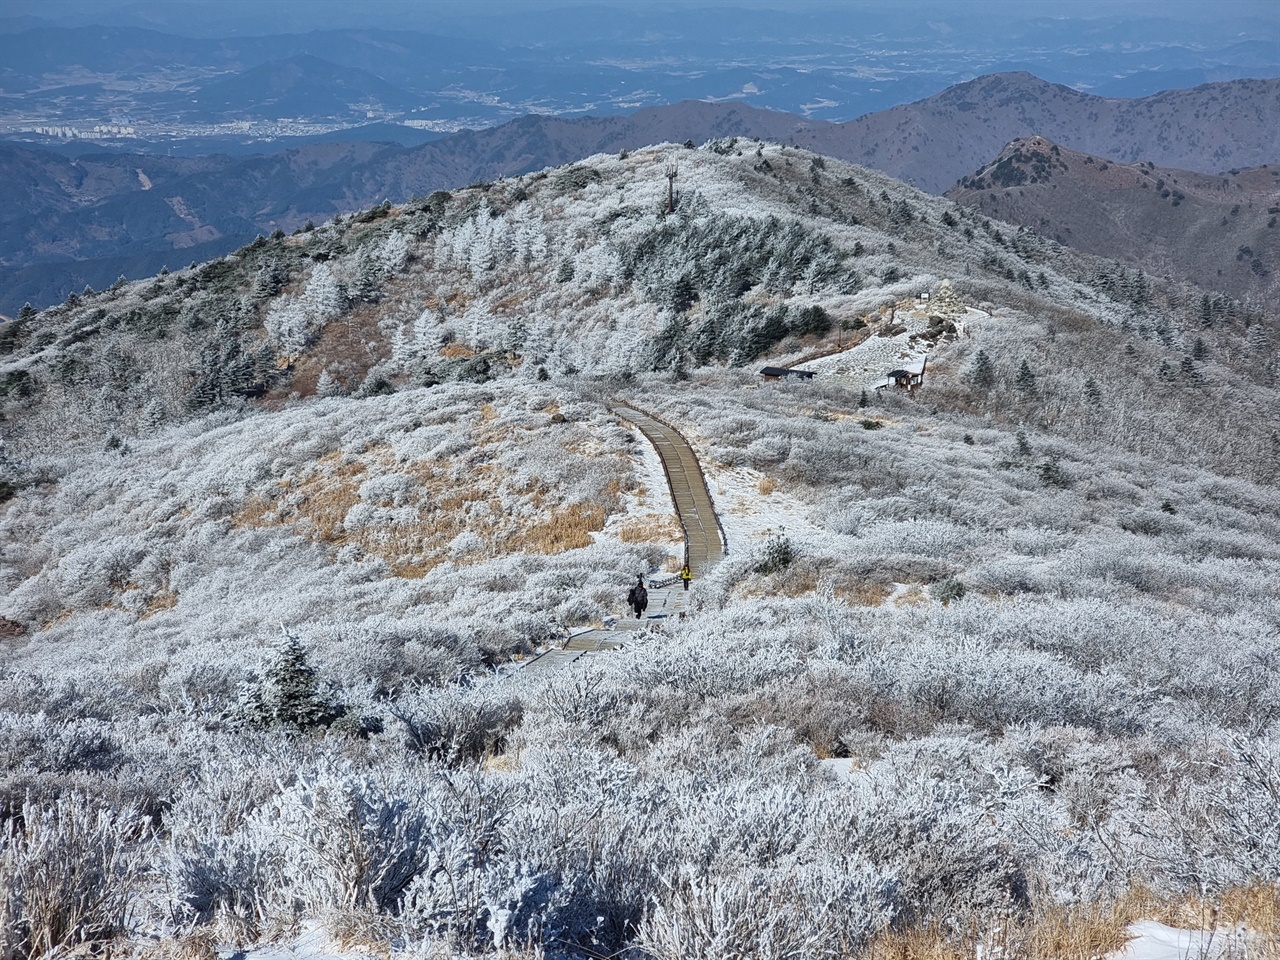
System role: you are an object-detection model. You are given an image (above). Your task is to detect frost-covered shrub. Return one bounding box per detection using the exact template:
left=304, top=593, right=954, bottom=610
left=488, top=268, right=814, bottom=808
left=1, top=795, right=147, bottom=958
left=636, top=861, right=895, bottom=960
left=1150, top=736, right=1280, bottom=889
left=389, top=685, right=521, bottom=763
left=752, top=535, right=797, bottom=575
left=745, top=435, right=790, bottom=468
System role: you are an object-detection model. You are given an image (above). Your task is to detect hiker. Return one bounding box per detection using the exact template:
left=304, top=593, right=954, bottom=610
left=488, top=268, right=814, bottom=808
left=680, top=563, right=692, bottom=591
left=627, top=575, right=649, bottom=619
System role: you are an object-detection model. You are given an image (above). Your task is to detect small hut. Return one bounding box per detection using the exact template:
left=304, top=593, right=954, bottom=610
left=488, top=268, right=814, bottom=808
left=760, top=366, right=817, bottom=381
left=874, top=355, right=928, bottom=393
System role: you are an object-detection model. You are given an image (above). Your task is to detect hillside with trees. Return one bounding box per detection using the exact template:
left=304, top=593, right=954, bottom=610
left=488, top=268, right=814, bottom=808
left=1, top=141, right=1277, bottom=960
left=947, top=136, right=1280, bottom=303
left=3, top=73, right=1277, bottom=314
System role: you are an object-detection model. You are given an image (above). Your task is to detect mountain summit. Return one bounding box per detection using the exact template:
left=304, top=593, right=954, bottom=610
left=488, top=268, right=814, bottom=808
left=946, top=136, right=1280, bottom=301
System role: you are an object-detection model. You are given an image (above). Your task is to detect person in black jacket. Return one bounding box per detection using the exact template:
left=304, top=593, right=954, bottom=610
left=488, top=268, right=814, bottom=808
left=626, top=575, right=648, bottom=619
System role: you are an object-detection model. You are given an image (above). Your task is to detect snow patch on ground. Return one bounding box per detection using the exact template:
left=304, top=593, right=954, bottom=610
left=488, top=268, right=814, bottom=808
left=704, top=463, right=823, bottom=553
left=802, top=304, right=984, bottom=391
left=229, top=922, right=364, bottom=960
left=1107, top=920, right=1257, bottom=960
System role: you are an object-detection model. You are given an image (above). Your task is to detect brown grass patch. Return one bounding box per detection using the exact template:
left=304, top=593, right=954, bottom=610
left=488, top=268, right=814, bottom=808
left=439, top=342, right=479, bottom=360
left=141, top=590, right=178, bottom=619
left=616, top=512, right=683, bottom=545
left=758, top=475, right=777, bottom=495
left=835, top=579, right=894, bottom=606
left=512, top=502, right=606, bottom=553
left=493, top=292, right=527, bottom=313
left=893, top=584, right=928, bottom=607
left=862, top=884, right=1280, bottom=960
left=234, top=450, right=369, bottom=544
left=231, top=427, right=624, bottom=576
left=263, top=304, right=389, bottom=404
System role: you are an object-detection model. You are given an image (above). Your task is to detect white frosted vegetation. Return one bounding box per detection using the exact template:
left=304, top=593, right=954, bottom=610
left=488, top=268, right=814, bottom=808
left=0, top=142, right=1277, bottom=958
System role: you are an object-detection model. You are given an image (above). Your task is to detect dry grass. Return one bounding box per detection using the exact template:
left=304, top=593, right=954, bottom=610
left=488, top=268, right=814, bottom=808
left=893, top=584, right=929, bottom=607
left=139, top=928, right=220, bottom=960
left=836, top=579, right=894, bottom=606
left=422, top=290, right=471, bottom=311
left=324, top=908, right=396, bottom=957
left=861, top=884, right=1280, bottom=960
left=140, top=590, right=178, bottom=619
left=758, top=475, right=778, bottom=495
left=493, top=291, right=528, bottom=313
left=438, top=342, right=479, bottom=359
left=511, top=502, right=606, bottom=553
left=616, top=512, right=683, bottom=544
left=264, top=304, right=388, bottom=402
left=230, top=408, right=632, bottom=575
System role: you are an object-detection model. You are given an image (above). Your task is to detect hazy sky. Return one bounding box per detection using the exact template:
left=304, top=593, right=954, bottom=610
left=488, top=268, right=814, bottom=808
left=9, top=0, right=1280, bottom=36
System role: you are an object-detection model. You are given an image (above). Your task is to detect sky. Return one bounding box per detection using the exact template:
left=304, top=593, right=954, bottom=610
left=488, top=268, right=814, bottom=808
left=7, top=0, right=1279, bottom=37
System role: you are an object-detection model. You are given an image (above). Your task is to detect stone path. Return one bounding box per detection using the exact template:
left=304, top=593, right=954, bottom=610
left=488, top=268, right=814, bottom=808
left=520, top=404, right=724, bottom=675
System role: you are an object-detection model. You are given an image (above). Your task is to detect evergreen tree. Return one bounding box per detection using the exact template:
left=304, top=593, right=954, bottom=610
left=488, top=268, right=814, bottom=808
left=969, top=350, right=996, bottom=390
left=1015, top=360, right=1038, bottom=397
left=670, top=273, right=698, bottom=313
left=242, top=636, right=343, bottom=732
left=1083, top=377, right=1103, bottom=408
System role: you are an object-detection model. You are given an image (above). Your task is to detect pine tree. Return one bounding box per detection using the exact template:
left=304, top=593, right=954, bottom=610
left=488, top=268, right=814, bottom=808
left=1083, top=377, right=1102, bottom=407
left=243, top=636, right=343, bottom=732
left=1015, top=360, right=1038, bottom=397
left=969, top=350, right=996, bottom=390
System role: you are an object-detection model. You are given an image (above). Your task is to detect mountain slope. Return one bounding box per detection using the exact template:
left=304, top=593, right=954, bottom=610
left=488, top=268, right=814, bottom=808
left=804, top=72, right=1280, bottom=193
left=1, top=142, right=1277, bottom=960
left=945, top=136, right=1280, bottom=302
left=4, top=73, right=1278, bottom=312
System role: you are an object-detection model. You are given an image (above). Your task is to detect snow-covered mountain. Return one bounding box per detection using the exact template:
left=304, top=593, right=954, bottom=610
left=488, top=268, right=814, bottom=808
left=1, top=142, right=1277, bottom=959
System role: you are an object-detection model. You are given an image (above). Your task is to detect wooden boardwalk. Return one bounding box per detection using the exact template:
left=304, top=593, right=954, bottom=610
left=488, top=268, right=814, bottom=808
left=611, top=405, right=726, bottom=577
left=520, top=404, right=725, bottom=675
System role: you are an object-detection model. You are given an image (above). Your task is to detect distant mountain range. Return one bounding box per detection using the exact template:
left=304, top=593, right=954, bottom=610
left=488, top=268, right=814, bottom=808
left=2, top=73, right=1278, bottom=313
left=4, top=6, right=1277, bottom=129
left=946, top=137, right=1280, bottom=303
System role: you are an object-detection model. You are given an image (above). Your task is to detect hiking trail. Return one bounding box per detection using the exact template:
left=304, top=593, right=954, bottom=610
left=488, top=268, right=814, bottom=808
left=519, top=404, right=725, bottom=674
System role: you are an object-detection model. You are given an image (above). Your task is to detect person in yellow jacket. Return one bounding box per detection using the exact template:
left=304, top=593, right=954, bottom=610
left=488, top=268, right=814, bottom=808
left=680, top=564, right=692, bottom=591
